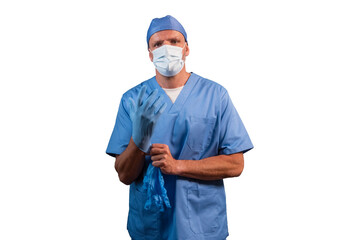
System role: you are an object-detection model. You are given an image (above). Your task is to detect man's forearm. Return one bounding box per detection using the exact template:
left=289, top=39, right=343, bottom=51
left=114, top=137, right=146, bottom=185
left=175, top=153, right=244, bottom=181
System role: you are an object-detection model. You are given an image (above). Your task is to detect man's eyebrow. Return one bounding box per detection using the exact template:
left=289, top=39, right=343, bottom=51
left=168, top=37, right=181, bottom=41
left=153, top=40, right=164, bottom=45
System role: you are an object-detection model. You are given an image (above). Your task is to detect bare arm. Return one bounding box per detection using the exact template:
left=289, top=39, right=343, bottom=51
left=150, top=144, right=244, bottom=181
left=176, top=153, right=244, bottom=180
left=114, top=137, right=146, bottom=185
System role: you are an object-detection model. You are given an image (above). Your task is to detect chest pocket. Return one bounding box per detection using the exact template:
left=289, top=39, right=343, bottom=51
left=186, top=116, right=216, bottom=152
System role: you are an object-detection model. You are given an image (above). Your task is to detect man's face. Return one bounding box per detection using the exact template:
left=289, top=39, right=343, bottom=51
left=148, top=30, right=189, bottom=62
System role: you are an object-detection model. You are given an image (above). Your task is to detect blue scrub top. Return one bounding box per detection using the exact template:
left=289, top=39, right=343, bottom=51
left=106, top=73, right=253, bottom=240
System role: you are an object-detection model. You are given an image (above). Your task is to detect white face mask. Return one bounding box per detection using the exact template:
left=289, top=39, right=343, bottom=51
left=151, top=44, right=186, bottom=77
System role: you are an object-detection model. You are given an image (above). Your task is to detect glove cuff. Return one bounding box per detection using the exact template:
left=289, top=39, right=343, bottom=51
left=133, top=136, right=151, bottom=153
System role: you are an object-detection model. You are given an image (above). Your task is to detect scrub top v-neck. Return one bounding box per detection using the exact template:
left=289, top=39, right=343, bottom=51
left=147, top=73, right=199, bottom=114
left=162, top=86, right=184, bottom=104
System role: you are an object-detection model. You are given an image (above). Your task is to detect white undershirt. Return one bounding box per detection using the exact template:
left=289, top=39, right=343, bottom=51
left=162, top=86, right=184, bottom=103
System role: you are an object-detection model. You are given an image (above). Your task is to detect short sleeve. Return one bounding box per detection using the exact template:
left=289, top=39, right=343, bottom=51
left=106, top=97, right=132, bottom=157
left=218, top=91, right=253, bottom=155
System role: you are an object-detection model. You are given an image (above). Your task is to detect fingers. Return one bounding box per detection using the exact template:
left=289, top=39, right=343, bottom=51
left=150, top=148, right=164, bottom=156
left=151, top=143, right=169, bottom=148
left=136, top=87, right=167, bottom=117
left=143, top=89, right=159, bottom=109
left=151, top=154, right=164, bottom=161
left=137, top=85, right=147, bottom=106
left=154, top=101, right=167, bottom=121
left=128, top=97, right=135, bottom=113
left=152, top=160, right=164, bottom=168
left=149, top=95, right=164, bottom=111
left=150, top=144, right=168, bottom=155
left=151, top=143, right=167, bottom=148
left=157, top=102, right=167, bottom=114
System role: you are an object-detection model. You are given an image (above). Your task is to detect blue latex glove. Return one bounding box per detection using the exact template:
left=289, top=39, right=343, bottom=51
left=129, top=85, right=167, bottom=153
left=142, top=163, right=171, bottom=212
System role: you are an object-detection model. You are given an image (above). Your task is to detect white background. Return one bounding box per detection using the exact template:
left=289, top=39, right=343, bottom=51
left=1, top=0, right=359, bottom=239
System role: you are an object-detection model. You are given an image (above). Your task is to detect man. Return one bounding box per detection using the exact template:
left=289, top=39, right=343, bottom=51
left=106, top=15, right=253, bottom=240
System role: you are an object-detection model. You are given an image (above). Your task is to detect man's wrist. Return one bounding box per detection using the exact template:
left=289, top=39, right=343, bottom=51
left=129, top=137, right=147, bottom=156
left=174, top=160, right=185, bottom=176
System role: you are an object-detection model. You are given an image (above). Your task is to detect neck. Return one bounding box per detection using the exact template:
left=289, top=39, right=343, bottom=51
left=155, top=67, right=191, bottom=89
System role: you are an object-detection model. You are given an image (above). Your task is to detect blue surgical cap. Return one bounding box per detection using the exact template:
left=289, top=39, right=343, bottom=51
left=146, top=15, right=187, bottom=46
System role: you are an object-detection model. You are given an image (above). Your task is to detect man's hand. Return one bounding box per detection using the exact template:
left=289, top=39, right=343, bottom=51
left=129, top=85, right=167, bottom=153
left=150, top=144, right=178, bottom=175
